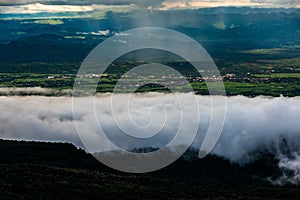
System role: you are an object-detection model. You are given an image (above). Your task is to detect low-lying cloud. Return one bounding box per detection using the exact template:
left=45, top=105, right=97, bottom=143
left=0, top=94, right=299, bottom=183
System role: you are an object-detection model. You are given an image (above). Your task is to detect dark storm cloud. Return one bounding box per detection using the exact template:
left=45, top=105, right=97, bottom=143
left=1, top=0, right=298, bottom=9
left=0, top=0, right=164, bottom=8
left=250, top=0, right=299, bottom=4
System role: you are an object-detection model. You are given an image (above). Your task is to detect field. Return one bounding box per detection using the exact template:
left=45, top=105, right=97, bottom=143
left=0, top=56, right=299, bottom=97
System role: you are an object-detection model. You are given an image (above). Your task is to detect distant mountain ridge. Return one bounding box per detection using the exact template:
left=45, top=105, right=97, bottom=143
left=0, top=8, right=298, bottom=63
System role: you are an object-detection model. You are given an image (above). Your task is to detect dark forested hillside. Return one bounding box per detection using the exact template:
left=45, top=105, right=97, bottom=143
left=0, top=139, right=299, bottom=199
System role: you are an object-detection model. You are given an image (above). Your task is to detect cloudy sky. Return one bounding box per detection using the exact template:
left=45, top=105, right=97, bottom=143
left=0, top=0, right=299, bottom=14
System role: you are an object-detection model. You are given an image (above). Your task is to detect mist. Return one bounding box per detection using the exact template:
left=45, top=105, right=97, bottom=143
left=0, top=94, right=299, bottom=184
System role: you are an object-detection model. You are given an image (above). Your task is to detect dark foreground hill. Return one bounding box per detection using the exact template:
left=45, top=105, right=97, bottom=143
left=0, top=139, right=299, bottom=199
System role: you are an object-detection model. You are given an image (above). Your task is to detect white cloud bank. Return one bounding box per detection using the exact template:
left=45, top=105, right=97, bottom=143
left=0, top=94, right=299, bottom=183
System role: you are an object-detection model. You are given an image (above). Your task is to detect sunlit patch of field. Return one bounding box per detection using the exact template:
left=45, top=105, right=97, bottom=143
left=34, top=19, right=64, bottom=25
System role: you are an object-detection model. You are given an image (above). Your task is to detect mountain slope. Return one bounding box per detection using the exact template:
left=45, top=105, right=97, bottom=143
left=0, top=139, right=299, bottom=199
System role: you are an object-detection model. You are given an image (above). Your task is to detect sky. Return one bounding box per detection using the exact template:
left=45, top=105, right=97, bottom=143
left=0, top=0, right=299, bottom=14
